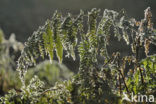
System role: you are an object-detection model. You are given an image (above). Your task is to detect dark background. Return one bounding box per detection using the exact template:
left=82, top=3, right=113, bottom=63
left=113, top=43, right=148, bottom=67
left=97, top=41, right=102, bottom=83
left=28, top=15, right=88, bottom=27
left=0, top=0, right=156, bottom=42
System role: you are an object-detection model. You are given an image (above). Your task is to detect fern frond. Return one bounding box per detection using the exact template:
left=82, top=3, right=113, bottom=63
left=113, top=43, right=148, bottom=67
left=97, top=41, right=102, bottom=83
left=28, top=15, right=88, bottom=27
left=52, top=11, right=63, bottom=63
left=87, top=8, right=100, bottom=48
left=97, top=13, right=112, bottom=60
left=61, top=11, right=84, bottom=60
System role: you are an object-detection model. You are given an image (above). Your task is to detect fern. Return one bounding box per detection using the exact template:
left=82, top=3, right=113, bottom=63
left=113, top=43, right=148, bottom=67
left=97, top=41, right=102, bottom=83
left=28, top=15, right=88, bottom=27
left=0, top=29, right=4, bottom=44
left=1, top=7, right=154, bottom=104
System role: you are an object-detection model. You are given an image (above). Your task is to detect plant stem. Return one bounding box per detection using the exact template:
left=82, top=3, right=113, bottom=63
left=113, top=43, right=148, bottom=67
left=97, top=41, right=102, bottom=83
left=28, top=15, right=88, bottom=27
left=118, top=69, right=129, bottom=93
left=119, top=74, right=121, bottom=95
left=135, top=36, right=144, bottom=84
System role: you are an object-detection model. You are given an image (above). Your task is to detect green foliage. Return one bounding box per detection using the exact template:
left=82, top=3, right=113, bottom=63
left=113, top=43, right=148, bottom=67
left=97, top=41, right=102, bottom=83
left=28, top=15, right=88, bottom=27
left=1, top=7, right=156, bottom=104
left=140, top=55, right=156, bottom=93
left=0, top=31, right=24, bottom=95
left=0, top=32, right=23, bottom=70
left=0, top=66, right=21, bottom=96
left=0, top=31, right=73, bottom=96
left=25, top=60, right=74, bottom=87
left=0, top=29, right=4, bottom=44
left=0, top=58, right=73, bottom=96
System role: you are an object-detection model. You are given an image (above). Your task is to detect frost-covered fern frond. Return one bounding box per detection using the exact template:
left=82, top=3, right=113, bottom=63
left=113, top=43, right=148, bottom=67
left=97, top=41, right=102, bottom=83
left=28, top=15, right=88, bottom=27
left=17, top=8, right=156, bottom=86
left=1, top=7, right=156, bottom=104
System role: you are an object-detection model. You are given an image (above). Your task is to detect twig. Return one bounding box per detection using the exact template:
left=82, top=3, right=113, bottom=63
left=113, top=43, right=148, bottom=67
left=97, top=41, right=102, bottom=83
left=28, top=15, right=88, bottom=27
left=41, top=87, right=58, bottom=95
left=114, top=52, right=129, bottom=93
left=118, top=69, right=129, bottom=93
left=102, top=53, right=115, bottom=68
left=139, top=66, right=144, bottom=84
left=135, top=36, right=144, bottom=84
left=119, top=74, right=121, bottom=95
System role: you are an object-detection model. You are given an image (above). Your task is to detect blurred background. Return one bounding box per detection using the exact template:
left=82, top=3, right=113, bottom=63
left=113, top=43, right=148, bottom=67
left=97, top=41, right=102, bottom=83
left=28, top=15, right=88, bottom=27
left=0, top=0, right=156, bottom=42
left=0, top=0, right=156, bottom=95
